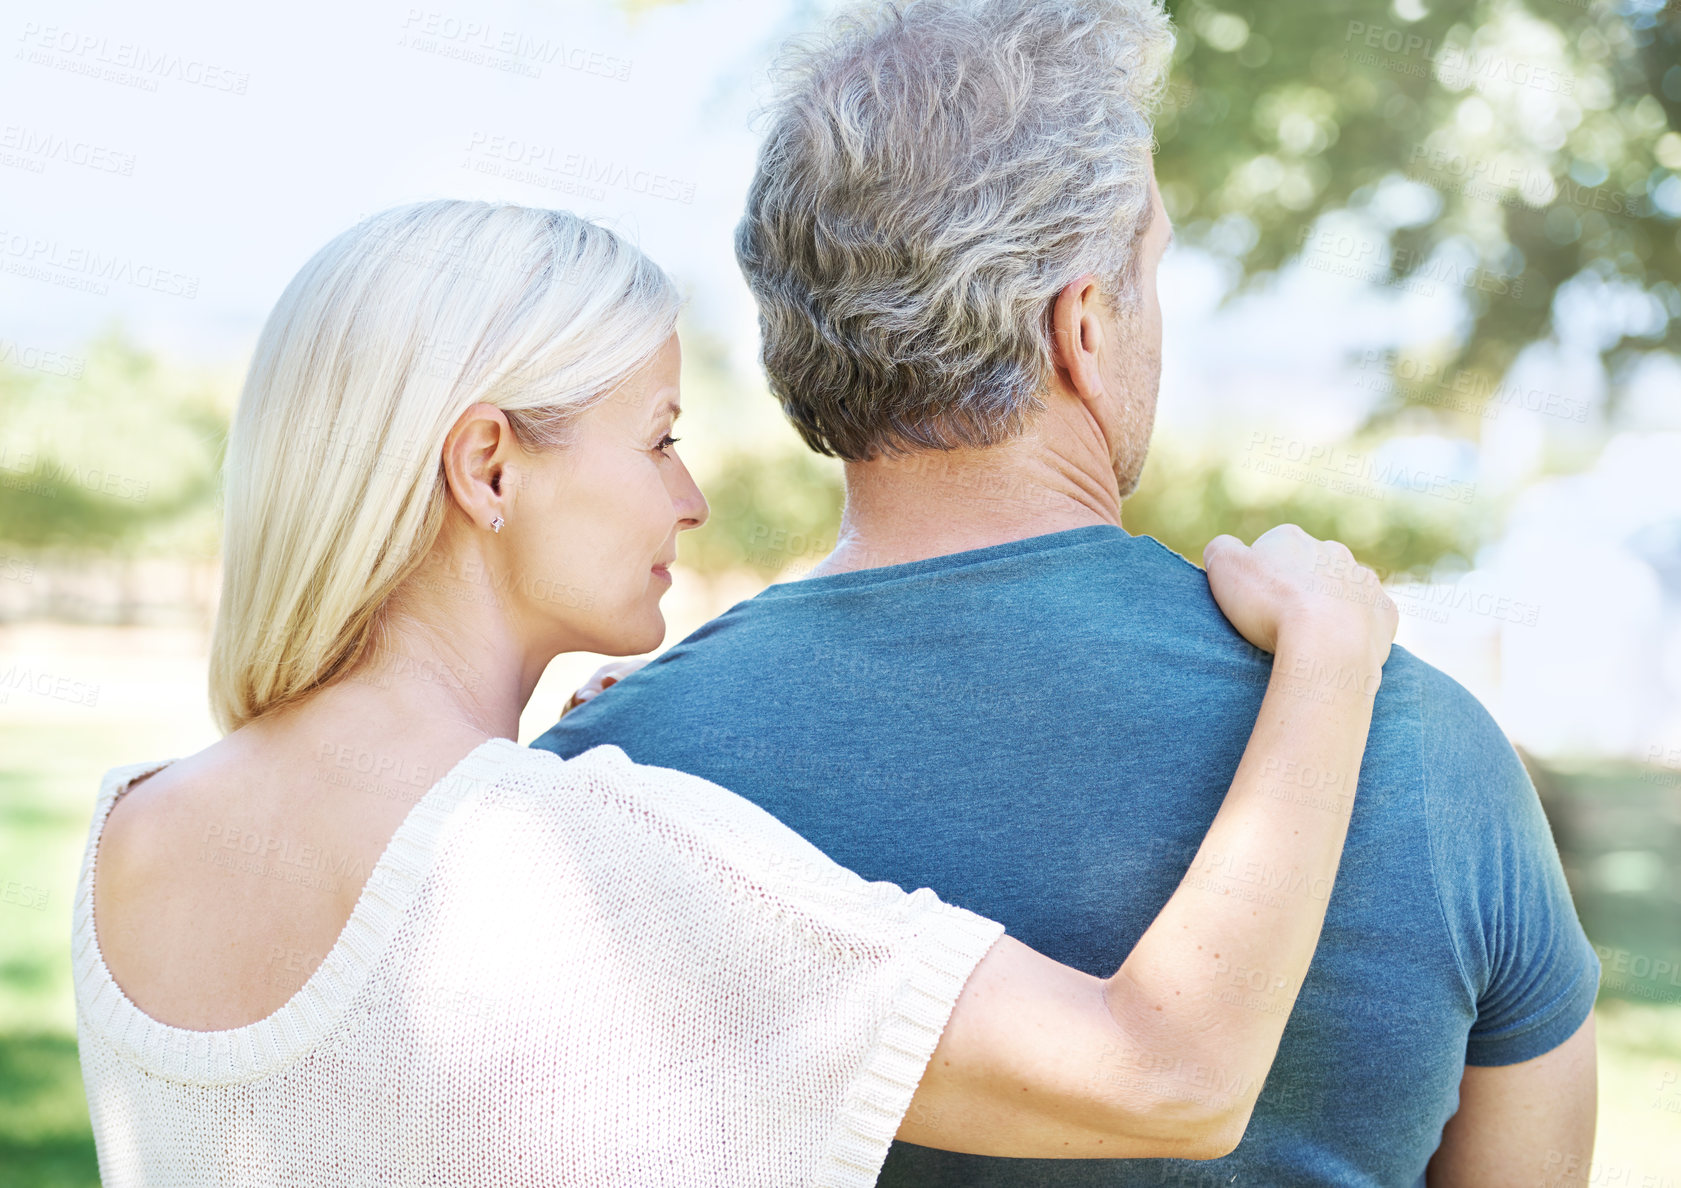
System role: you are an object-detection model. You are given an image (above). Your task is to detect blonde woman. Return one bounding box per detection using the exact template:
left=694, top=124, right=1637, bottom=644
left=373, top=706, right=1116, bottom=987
left=75, top=201, right=1395, bottom=1187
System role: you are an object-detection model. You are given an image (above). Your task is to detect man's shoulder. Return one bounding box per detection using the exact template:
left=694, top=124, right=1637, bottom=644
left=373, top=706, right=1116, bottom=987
left=1341, top=645, right=1519, bottom=788
left=1397, top=651, right=1523, bottom=775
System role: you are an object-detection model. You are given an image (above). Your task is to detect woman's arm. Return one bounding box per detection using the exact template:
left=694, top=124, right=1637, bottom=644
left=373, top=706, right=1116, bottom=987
left=897, top=525, right=1397, bottom=1159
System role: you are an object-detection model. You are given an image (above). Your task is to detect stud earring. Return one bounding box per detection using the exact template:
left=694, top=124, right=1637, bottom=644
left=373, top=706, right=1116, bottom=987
left=490, top=516, right=504, bottom=534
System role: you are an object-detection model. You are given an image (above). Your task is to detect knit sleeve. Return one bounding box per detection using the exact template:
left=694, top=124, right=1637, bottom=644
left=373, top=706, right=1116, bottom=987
left=544, top=744, right=1006, bottom=1188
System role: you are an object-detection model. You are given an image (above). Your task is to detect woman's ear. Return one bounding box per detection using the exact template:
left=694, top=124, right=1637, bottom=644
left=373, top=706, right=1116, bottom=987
left=1048, top=274, right=1109, bottom=413
left=442, top=402, right=514, bottom=531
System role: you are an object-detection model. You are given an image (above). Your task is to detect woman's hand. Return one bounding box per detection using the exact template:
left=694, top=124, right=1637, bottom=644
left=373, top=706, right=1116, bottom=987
left=1203, top=525, right=1398, bottom=673
left=560, top=658, right=649, bottom=717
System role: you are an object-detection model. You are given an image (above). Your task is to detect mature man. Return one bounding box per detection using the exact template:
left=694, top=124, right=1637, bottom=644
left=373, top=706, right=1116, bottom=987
left=533, top=1, right=1600, bottom=1183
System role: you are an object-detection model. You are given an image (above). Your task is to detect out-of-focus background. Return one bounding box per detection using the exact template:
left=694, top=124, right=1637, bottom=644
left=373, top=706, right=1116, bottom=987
left=2, top=0, right=1678, bottom=1181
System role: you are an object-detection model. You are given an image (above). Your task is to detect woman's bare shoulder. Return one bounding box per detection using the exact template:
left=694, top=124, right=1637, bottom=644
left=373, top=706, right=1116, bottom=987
left=101, top=740, right=249, bottom=872
left=94, top=724, right=490, bottom=1029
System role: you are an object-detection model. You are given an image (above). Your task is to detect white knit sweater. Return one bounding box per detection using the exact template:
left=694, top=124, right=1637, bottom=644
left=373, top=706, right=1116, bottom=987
left=73, top=738, right=1005, bottom=1187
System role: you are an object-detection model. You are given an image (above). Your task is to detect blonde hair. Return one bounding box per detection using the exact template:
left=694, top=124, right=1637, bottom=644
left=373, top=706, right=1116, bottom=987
left=209, top=200, right=680, bottom=733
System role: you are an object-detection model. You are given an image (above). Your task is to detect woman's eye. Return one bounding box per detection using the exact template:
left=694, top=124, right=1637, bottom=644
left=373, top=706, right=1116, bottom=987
left=655, top=434, right=680, bottom=455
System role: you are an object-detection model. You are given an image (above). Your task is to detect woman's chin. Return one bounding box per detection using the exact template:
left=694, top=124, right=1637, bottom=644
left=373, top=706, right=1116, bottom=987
left=548, top=609, right=664, bottom=660
left=618, top=610, right=667, bottom=656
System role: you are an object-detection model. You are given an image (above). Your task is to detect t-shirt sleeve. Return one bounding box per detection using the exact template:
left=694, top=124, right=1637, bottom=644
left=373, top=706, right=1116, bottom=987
left=548, top=744, right=1006, bottom=1187
left=1421, top=669, right=1600, bottom=1067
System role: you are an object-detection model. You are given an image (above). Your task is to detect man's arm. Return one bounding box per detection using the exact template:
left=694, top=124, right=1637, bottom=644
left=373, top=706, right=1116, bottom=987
left=1418, top=664, right=1602, bottom=1186
left=1426, top=1012, right=1597, bottom=1187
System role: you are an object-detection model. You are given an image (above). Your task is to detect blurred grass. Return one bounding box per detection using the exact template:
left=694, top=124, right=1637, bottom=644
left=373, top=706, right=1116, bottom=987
left=3, top=720, right=1680, bottom=1184
left=0, top=720, right=187, bottom=1187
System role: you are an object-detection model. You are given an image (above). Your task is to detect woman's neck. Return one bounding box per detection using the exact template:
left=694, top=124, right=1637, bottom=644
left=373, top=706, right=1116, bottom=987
left=326, top=615, right=535, bottom=743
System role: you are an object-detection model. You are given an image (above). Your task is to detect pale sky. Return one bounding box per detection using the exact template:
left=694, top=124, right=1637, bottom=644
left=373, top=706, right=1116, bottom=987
left=3, top=0, right=808, bottom=364
left=5, top=0, right=1678, bottom=760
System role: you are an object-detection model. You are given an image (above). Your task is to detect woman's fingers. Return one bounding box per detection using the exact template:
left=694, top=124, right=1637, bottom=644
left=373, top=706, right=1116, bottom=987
left=1201, top=533, right=1244, bottom=567
left=1204, top=524, right=1396, bottom=664
left=579, top=660, right=642, bottom=700
left=561, top=657, right=651, bottom=717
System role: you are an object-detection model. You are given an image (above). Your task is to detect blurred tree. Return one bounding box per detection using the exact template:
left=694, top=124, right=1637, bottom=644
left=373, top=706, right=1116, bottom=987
left=681, top=438, right=1481, bottom=580
left=1121, top=442, right=1478, bottom=577
left=679, top=447, right=845, bottom=576
left=669, top=0, right=1677, bottom=580
left=0, top=330, right=227, bottom=554
left=1154, top=0, right=1679, bottom=425
left=617, top=0, right=692, bottom=16
left=19, top=0, right=1676, bottom=582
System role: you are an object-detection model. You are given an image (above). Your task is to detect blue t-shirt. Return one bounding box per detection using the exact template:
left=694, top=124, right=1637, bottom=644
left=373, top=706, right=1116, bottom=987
left=532, top=525, right=1600, bottom=1187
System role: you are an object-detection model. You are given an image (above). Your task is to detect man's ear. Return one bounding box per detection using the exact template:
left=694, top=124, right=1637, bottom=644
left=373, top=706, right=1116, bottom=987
left=1048, top=274, right=1107, bottom=412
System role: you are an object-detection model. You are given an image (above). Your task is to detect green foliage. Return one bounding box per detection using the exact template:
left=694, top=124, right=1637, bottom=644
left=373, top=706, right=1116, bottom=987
left=673, top=0, right=1680, bottom=580
left=614, top=0, right=691, bottom=17
left=1123, top=441, right=1477, bottom=577
left=0, top=1035, right=99, bottom=1188
left=0, top=723, right=136, bottom=1188
left=14, top=0, right=1678, bottom=579
left=678, top=447, right=844, bottom=576
left=673, top=434, right=1479, bottom=581
left=1156, top=0, right=1680, bottom=424
left=0, top=331, right=228, bottom=555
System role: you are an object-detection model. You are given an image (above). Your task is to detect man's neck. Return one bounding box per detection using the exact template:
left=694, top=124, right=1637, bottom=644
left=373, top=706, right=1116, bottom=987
left=808, top=439, right=1123, bottom=577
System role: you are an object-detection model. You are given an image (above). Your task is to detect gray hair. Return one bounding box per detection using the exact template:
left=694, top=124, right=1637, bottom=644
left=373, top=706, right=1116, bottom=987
left=735, top=0, right=1174, bottom=461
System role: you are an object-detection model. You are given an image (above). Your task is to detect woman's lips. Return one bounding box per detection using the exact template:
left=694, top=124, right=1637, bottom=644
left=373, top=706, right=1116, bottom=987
left=651, top=565, right=671, bottom=581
